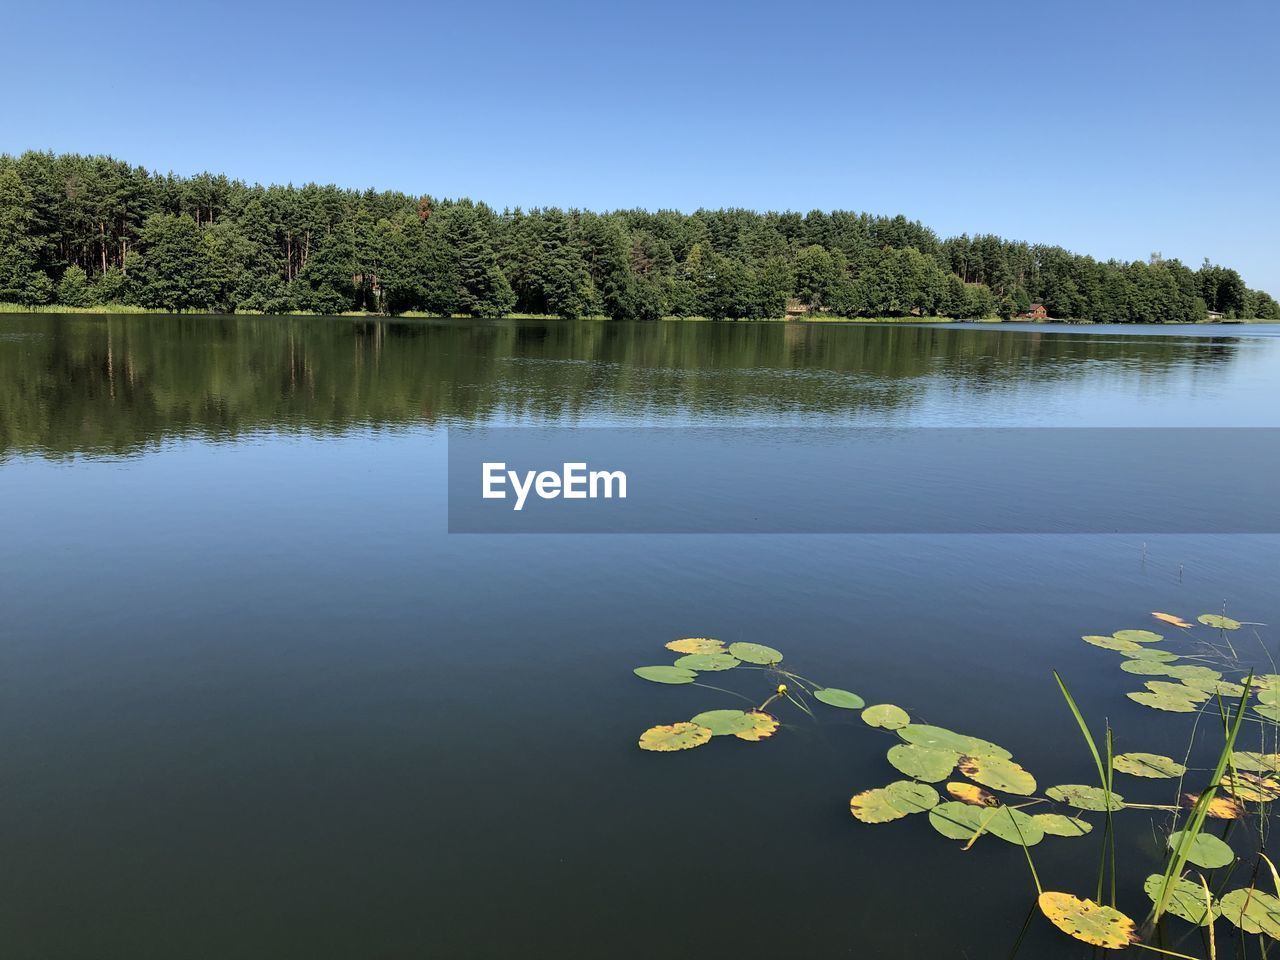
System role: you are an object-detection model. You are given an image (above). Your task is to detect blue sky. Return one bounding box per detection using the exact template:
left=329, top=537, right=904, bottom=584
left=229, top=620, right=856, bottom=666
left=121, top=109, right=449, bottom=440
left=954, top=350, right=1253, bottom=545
left=4, top=0, right=1278, bottom=292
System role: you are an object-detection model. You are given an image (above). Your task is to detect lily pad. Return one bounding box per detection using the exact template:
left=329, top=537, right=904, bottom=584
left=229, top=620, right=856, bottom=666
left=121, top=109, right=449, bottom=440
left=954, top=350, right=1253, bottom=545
left=633, top=665, right=697, bottom=685
left=727, top=642, right=783, bottom=665
left=1123, top=647, right=1180, bottom=662
left=1034, top=813, right=1093, bottom=837
left=1184, top=792, right=1245, bottom=820
left=1181, top=677, right=1247, bottom=698
left=861, top=704, right=910, bottom=730
left=1128, top=690, right=1198, bottom=713
left=887, top=743, right=960, bottom=782
left=1046, top=784, right=1125, bottom=811
left=1220, top=888, right=1280, bottom=937
left=899, top=724, right=1011, bottom=760
left=1146, top=680, right=1210, bottom=703
left=1082, top=634, right=1143, bottom=653
left=1220, top=770, right=1280, bottom=802
left=958, top=755, right=1036, bottom=795
left=1119, top=659, right=1181, bottom=677
left=928, top=801, right=990, bottom=840
left=1114, top=629, right=1164, bottom=643
left=1199, top=614, right=1242, bottom=631
left=1037, top=892, right=1138, bottom=949
left=1168, top=830, right=1235, bottom=869
left=665, top=637, right=725, bottom=655
left=1112, top=753, right=1187, bottom=779
left=733, top=710, right=779, bottom=741
left=673, top=653, right=739, bottom=672
left=689, top=709, right=755, bottom=736
left=638, top=722, right=712, bottom=752
left=850, top=780, right=939, bottom=823
left=1232, top=751, right=1280, bottom=774
left=1143, top=874, right=1219, bottom=926
left=1163, top=665, right=1223, bottom=684
left=813, top=688, right=865, bottom=710
left=1255, top=704, right=1280, bottom=722
left=983, top=806, right=1044, bottom=846
left=946, top=782, right=998, bottom=807
left=1152, top=612, right=1193, bottom=629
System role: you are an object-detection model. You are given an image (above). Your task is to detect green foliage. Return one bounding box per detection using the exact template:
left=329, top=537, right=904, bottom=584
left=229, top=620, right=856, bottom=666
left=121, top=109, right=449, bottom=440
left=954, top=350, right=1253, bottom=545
left=4, top=151, right=1273, bottom=320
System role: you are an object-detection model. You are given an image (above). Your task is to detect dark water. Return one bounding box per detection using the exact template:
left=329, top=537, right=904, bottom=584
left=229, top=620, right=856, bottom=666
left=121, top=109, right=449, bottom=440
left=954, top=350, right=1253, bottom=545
left=2, top=315, right=1279, bottom=959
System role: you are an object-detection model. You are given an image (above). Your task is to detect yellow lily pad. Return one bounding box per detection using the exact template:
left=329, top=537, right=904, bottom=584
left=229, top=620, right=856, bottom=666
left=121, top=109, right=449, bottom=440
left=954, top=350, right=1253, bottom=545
left=957, top=755, right=1036, bottom=795
left=733, top=710, right=779, bottom=741
left=1037, top=892, right=1139, bottom=949
left=638, top=722, right=712, bottom=752
left=1184, top=792, right=1245, bottom=820
left=1220, top=770, right=1280, bottom=802
left=849, top=780, right=939, bottom=823
left=946, top=782, right=998, bottom=807
left=664, top=637, right=725, bottom=655
left=1152, top=612, right=1193, bottom=628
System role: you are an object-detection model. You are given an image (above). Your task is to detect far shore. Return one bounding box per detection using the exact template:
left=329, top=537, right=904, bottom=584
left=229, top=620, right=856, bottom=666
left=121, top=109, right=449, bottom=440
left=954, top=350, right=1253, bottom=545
left=0, top=303, right=1267, bottom=324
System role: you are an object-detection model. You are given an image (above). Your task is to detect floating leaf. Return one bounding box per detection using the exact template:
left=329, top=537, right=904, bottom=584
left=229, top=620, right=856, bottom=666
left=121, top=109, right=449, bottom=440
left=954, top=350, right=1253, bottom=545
left=1114, top=629, right=1164, bottom=644
left=958, top=755, right=1036, bottom=795
left=1037, top=892, right=1139, bottom=949
left=1152, top=612, right=1193, bottom=629
left=690, top=709, right=755, bottom=736
left=673, top=653, right=739, bottom=672
left=1120, top=659, right=1181, bottom=677
left=1254, top=675, right=1280, bottom=692
left=1231, top=751, right=1280, bottom=774
left=727, top=642, right=783, bottom=665
left=638, top=722, right=712, bottom=752
left=862, top=704, right=910, bottom=730
left=928, top=801, right=991, bottom=840
left=1046, top=784, right=1125, bottom=812
left=1184, top=793, right=1245, bottom=820
left=946, top=782, right=998, bottom=807
left=812, top=687, right=864, bottom=710
left=1256, top=687, right=1280, bottom=706
left=1199, top=614, right=1242, bottom=631
left=899, top=724, right=1011, bottom=760
left=1220, top=770, right=1280, bottom=802
left=1182, top=677, right=1247, bottom=698
left=633, top=665, right=698, bottom=684
left=1145, top=680, right=1210, bottom=703
left=1082, top=634, right=1143, bottom=653
left=1163, top=665, right=1223, bottom=684
left=1220, top=888, right=1280, bottom=937
left=1168, top=830, right=1235, bottom=869
left=1127, top=690, right=1198, bottom=713
left=1112, top=753, right=1187, bottom=779
left=983, top=806, right=1045, bottom=846
left=1255, top=704, right=1280, bottom=722
left=1143, top=874, right=1220, bottom=926
left=665, top=637, right=725, bottom=655
left=850, top=780, right=938, bottom=823
left=887, top=744, right=960, bottom=782
left=1034, top=813, right=1093, bottom=837
left=733, top=710, right=779, bottom=741
left=1124, top=647, right=1180, bottom=663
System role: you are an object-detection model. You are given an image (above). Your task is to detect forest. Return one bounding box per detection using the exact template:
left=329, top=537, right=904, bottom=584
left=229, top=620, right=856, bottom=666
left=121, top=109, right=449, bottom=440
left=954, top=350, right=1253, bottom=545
left=1, top=151, right=1276, bottom=322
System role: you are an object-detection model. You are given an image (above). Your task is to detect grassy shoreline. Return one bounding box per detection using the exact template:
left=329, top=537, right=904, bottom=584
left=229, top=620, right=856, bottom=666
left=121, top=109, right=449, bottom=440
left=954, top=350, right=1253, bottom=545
left=0, top=302, right=1267, bottom=324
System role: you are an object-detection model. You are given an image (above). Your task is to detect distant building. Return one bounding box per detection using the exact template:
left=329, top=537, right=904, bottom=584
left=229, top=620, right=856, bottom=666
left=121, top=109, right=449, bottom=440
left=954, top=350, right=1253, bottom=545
left=784, top=297, right=808, bottom=319
left=1019, top=303, right=1048, bottom=320
left=1206, top=310, right=1226, bottom=321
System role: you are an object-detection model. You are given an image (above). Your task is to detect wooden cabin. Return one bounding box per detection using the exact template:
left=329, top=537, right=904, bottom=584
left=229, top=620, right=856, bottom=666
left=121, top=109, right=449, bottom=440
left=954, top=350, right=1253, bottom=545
left=1019, top=303, right=1048, bottom=320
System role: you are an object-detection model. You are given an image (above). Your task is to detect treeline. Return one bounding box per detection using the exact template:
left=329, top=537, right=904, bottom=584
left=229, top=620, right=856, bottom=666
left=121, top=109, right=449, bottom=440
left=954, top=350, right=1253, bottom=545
left=1, top=151, right=1276, bottom=322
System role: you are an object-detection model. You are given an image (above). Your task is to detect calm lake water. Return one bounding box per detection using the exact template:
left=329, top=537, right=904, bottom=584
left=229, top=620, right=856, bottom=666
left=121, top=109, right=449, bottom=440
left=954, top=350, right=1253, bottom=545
left=2, top=315, right=1280, bottom=959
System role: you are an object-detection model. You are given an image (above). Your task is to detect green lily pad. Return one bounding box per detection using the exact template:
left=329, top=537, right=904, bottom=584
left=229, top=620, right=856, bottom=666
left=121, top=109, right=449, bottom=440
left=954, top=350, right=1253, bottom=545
left=886, top=743, right=960, bottom=782
left=1164, top=665, right=1223, bottom=684
left=689, top=709, right=756, bottom=736
left=727, top=642, right=783, bottom=665
left=673, top=653, right=739, bottom=672
left=1199, top=614, right=1242, bottom=630
left=1146, top=680, right=1210, bottom=703
left=1231, top=751, right=1280, bottom=774
left=1254, top=675, right=1280, bottom=691
left=899, top=724, right=1011, bottom=760
left=1120, top=659, right=1181, bottom=677
left=1112, top=753, right=1187, bottom=779
left=1046, top=784, right=1125, bottom=811
left=1114, top=629, right=1164, bottom=643
left=1220, top=888, right=1280, bottom=936
left=1082, top=634, right=1143, bottom=653
left=638, top=722, right=712, bottom=751
left=983, top=806, right=1044, bottom=846
left=957, top=755, right=1036, bottom=795
left=1255, top=704, right=1280, bottom=722
left=1168, top=830, right=1235, bottom=869
left=813, top=688, right=865, bottom=710
left=849, top=780, right=938, bottom=823
left=633, top=665, right=698, bottom=684
left=1144, top=874, right=1219, bottom=926
left=862, top=704, right=910, bottom=729
left=1128, top=690, right=1199, bottom=713
left=928, top=801, right=990, bottom=840
left=1124, top=647, right=1180, bottom=662
left=1181, top=677, right=1247, bottom=698
left=1034, top=813, right=1093, bottom=837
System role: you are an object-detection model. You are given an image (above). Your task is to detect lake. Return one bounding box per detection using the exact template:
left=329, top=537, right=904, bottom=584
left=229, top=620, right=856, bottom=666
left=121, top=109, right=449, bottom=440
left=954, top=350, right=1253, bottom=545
left=2, top=314, right=1280, bottom=958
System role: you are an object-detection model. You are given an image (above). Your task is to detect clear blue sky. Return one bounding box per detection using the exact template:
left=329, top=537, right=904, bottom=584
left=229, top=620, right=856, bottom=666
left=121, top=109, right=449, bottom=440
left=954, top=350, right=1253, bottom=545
left=4, top=0, right=1277, bottom=293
